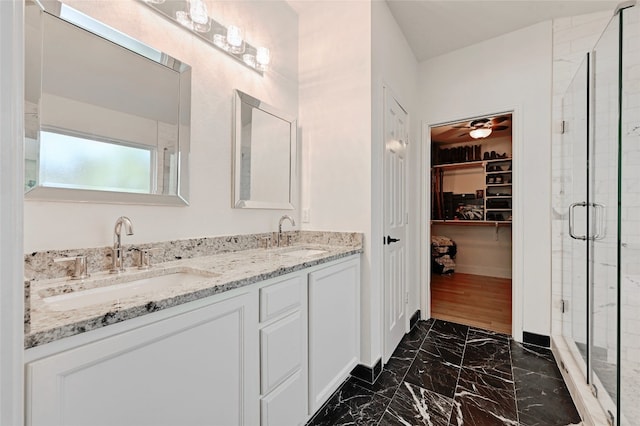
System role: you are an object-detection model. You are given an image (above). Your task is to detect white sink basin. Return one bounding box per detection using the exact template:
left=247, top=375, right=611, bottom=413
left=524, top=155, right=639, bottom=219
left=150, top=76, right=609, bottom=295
left=43, top=270, right=215, bottom=311
left=279, top=248, right=328, bottom=258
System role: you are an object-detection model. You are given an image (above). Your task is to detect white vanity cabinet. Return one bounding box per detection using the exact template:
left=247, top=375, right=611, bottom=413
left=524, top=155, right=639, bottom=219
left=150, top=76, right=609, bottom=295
left=25, top=291, right=260, bottom=426
left=25, top=254, right=361, bottom=426
left=308, top=256, right=361, bottom=413
left=258, top=273, right=308, bottom=426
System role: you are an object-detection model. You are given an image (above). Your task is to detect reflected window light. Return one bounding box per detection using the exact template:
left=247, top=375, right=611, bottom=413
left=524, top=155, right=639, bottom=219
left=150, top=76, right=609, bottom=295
left=39, top=131, right=154, bottom=193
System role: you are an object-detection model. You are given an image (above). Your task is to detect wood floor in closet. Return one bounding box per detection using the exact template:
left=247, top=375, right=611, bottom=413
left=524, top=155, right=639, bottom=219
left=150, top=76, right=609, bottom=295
left=430, top=272, right=512, bottom=335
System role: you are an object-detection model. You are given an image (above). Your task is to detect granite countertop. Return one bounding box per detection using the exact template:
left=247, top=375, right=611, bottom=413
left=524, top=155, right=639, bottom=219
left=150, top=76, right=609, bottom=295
left=26, top=243, right=362, bottom=349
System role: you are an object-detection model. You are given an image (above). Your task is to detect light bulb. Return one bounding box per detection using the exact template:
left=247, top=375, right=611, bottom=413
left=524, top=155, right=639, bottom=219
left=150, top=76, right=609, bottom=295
left=226, top=25, right=245, bottom=54
left=189, top=0, right=209, bottom=25
left=256, top=47, right=270, bottom=70
left=469, top=128, right=492, bottom=139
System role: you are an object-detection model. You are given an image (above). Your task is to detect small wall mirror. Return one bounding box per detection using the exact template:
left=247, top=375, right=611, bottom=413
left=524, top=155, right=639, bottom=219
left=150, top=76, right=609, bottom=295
left=24, top=0, right=191, bottom=205
left=233, top=90, right=296, bottom=209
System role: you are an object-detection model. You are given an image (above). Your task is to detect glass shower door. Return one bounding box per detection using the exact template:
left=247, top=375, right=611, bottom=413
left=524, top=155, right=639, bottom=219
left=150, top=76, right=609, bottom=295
left=561, top=55, right=590, bottom=376
left=590, top=10, right=620, bottom=421
left=619, top=6, right=639, bottom=426
left=559, top=4, right=638, bottom=425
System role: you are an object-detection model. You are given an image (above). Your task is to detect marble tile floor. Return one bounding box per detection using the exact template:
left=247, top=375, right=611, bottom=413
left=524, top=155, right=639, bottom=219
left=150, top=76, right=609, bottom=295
left=307, top=319, right=582, bottom=426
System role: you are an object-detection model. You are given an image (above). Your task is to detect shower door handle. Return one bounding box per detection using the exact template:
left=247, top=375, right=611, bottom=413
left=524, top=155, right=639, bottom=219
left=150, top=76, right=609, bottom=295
left=592, top=202, right=606, bottom=240
left=569, top=202, right=588, bottom=240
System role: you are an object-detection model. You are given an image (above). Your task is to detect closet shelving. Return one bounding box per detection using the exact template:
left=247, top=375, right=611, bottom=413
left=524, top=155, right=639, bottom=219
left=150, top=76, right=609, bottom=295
left=431, top=156, right=513, bottom=226
left=484, top=158, right=512, bottom=222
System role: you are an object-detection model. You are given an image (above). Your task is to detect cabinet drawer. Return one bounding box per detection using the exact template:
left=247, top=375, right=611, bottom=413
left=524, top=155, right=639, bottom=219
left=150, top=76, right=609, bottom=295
left=261, top=370, right=306, bottom=426
left=260, top=310, right=303, bottom=394
left=259, top=275, right=304, bottom=322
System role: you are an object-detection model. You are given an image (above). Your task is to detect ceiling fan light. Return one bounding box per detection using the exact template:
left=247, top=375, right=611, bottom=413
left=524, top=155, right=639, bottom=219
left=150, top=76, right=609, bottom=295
left=470, top=128, right=492, bottom=139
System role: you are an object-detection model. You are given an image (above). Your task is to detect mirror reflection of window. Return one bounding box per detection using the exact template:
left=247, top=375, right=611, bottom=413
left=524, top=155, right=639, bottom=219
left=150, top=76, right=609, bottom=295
left=39, top=131, right=154, bottom=193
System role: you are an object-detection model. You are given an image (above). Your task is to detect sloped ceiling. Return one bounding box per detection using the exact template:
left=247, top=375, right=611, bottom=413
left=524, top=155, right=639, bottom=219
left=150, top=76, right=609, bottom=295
left=385, top=0, right=621, bottom=61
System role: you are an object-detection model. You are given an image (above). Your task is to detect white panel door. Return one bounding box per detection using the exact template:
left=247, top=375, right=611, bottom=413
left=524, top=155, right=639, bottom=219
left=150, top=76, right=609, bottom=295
left=383, top=89, right=409, bottom=362
left=308, top=257, right=360, bottom=413
left=26, top=292, right=259, bottom=426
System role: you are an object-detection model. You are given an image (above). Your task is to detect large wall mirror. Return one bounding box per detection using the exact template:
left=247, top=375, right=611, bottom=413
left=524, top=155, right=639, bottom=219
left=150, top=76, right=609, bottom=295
left=25, top=0, right=191, bottom=205
left=233, top=90, right=296, bottom=209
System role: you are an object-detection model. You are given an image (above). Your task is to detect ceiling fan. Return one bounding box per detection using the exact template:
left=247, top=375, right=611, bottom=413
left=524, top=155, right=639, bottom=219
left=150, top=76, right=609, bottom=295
left=453, top=116, right=509, bottom=139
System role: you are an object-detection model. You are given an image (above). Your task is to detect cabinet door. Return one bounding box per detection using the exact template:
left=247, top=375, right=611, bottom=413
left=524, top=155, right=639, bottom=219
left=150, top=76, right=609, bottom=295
left=261, top=370, right=306, bottom=426
left=261, top=310, right=303, bottom=395
left=26, top=292, right=259, bottom=426
left=308, top=257, right=360, bottom=413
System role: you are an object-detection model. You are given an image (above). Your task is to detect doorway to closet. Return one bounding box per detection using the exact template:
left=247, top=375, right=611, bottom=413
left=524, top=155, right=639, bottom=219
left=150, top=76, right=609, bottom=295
left=429, top=113, right=513, bottom=335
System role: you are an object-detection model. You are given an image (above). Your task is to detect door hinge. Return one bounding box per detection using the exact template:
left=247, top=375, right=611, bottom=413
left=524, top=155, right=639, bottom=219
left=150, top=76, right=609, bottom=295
left=406, top=212, right=409, bottom=224
left=607, top=410, right=614, bottom=426
left=591, top=384, right=598, bottom=398
left=561, top=299, right=567, bottom=313
left=405, top=292, right=409, bottom=304
left=561, top=120, right=567, bottom=134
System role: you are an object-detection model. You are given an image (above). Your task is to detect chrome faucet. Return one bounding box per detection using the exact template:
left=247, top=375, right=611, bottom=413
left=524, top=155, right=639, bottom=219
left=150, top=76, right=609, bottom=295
left=110, top=216, right=134, bottom=273
left=277, top=215, right=296, bottom=247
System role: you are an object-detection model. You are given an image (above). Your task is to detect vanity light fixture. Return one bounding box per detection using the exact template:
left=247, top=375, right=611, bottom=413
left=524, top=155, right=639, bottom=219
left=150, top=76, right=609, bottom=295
left=141, top=0, right=270, bottom=74
left=469, top=127, right=492, bottom=139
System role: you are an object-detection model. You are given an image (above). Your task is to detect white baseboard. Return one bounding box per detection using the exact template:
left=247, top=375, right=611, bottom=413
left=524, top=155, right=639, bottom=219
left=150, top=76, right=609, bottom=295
left=454, top=264, right=512, bottom=279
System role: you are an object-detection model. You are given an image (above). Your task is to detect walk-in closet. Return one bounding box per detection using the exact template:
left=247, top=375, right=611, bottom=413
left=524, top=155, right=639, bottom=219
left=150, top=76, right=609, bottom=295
left=429, top=113, right=513, bottom=334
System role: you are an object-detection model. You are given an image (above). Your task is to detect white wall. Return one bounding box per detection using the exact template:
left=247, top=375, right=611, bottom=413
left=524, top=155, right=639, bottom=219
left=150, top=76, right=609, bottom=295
left=296, top=1, right=373, bottom=363
left=418, top=22, right=553, bottom=336
left=371, top=1, right=419, bottom=356
left=0, top=0, right=25, bottom=423
left=431, top=225, right=512, bottom=278
left=24, top=0, right=298, bottom=252
left=297, top=0, right=419, bottom=367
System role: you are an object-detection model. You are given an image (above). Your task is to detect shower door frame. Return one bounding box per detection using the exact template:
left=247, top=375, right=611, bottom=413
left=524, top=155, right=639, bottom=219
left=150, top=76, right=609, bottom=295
left=557, top=4, right=637, bottom=425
